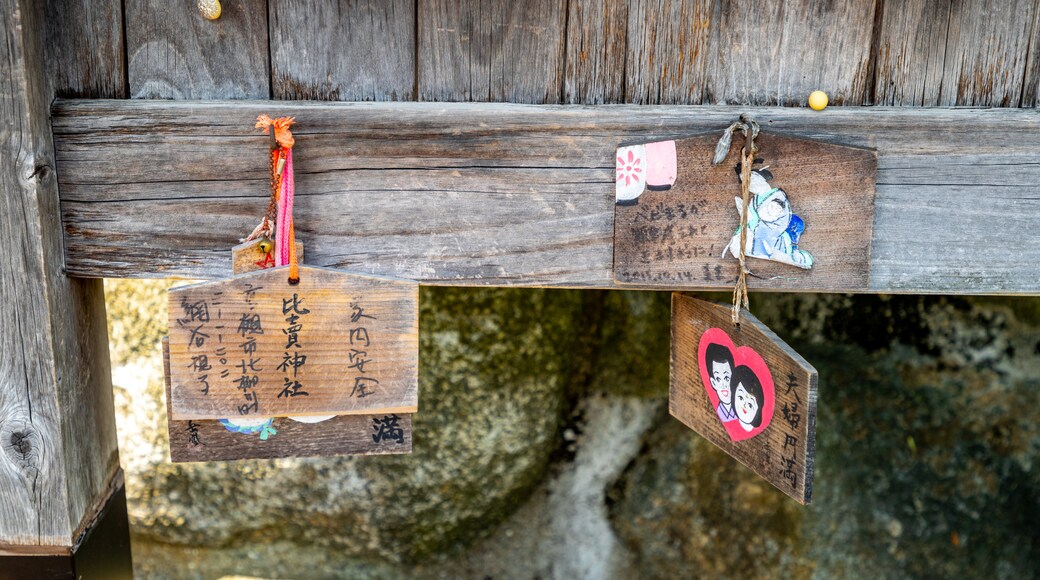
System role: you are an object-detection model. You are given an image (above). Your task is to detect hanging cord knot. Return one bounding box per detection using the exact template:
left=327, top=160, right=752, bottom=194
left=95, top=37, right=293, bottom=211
left=248, top=115, right=300, bottom=284
left=712, top=114, right=759, bottom=327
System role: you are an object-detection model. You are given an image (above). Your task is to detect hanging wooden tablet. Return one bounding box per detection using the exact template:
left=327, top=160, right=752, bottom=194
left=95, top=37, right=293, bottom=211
left=670, top=293, right=817, bottom=504
left=164, top=239, right=413, bottom=462
left=167, top=263, right=419, bottom=420
left=613, top=131, right=876, bottom=291
left=168, top=114, right=419, bottom=421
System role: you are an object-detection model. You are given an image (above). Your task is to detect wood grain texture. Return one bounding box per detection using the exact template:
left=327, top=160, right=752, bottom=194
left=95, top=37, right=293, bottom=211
left=417, top=0, right=567, bottom=102
left=52, top=100, right=1040, bottom=294
left=625, top=0, right=878, bottom=105
left=125, top=0, right=270, bottom=99
left=873, top=0, right=1040, bottom=106
left=563, top=0, right=628, bottom=104
left=269, top=0, right=415, bottom=101
left=168, top=265, right=419, bottom=419
left=1, top=0, right=119, bottom=547
left=1023, top=3, right=1040, bottom=107
left=163, top=340, right=411, bottom=462
left=670, top=294, right=817, bottom=504
left=44, top=0, right=126, bottom=98
left=614, top=133, right=876, bottom=290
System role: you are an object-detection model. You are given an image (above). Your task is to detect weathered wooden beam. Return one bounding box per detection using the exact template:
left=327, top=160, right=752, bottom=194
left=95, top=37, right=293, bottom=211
left=1, top=0, right=121, bottom=556
left=52, top=99, right=1040, bottom=294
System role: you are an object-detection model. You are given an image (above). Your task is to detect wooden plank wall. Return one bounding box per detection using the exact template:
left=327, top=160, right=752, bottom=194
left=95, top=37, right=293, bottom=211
left=85, top=0, right=1040, bottom=106
left=49, top=0, right=1040, bottom=296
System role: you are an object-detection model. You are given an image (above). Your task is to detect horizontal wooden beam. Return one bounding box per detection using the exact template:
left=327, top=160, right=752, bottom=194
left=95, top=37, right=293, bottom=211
left=53, top=99, right=1040, bottom=294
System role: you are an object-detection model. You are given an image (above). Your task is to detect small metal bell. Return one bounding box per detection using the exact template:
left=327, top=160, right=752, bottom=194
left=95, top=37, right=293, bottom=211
left=257, top=237, right=274, bottom=254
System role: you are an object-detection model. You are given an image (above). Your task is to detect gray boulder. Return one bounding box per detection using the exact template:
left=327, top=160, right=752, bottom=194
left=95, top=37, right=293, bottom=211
left=610, top=294, right=1040, bottom=579
left=117, top=286, right=584, bottom=574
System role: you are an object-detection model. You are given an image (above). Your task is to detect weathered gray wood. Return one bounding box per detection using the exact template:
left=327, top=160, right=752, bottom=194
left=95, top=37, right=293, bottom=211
left=1023, top=4, right=1040, bottom=107
left=625, top=0, right=877, bottom=105
left=563, top=0, right=628, bottom=104
left=269, top=0, right=415, bottom=101
left=44, top=0, right=126, bottom=98
left=51, top=100, right=1040, bottom=295
left=125, top=0, right=270, bottom=99
left=873, top=0, right=1040, bottom=106
left=417, top=0, right=567, bottom=102
left=1, top=0, right=119, bottom=548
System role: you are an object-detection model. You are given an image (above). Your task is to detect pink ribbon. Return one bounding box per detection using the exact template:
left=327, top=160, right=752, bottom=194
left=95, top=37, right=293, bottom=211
left=274, top=150, right=294, bottom=266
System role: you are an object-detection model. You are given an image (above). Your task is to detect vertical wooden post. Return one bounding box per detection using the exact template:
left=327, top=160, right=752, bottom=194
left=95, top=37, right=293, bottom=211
left=0, top=0, right=130, bottom=577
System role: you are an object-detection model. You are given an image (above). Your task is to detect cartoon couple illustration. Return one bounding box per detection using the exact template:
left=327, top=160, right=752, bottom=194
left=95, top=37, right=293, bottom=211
left=704, top=342, right=764, bottom=433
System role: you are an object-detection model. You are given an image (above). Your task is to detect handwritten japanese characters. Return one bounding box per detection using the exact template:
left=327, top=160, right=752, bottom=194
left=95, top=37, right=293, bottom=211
left=168, top=265, right=419, bottom=420
left=670, top=294, right=817, bottom=504
left=613, top=133, right=876, bottom=292
left=163, top=339, right=412, bottom=461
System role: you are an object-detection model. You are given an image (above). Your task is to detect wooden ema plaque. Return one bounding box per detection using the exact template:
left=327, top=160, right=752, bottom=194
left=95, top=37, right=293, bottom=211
left=614, top=133, right=876, bottom=291
left=163, top=338, right=411, bottom=461
left=670, top=294, right=817, bottom=504
left=168, top=248, right=419, bottom=420
left=164, top=239, right=413, bottom=461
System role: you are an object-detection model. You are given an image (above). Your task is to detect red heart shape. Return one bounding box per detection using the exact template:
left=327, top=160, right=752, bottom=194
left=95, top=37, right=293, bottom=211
left=697, top=328, right=775, bottom=442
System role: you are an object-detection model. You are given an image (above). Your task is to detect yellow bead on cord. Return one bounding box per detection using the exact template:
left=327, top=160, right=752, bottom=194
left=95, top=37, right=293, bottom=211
left=808, top=90, right=829, bottom=111
left=197, top=0, right=221, bottom=20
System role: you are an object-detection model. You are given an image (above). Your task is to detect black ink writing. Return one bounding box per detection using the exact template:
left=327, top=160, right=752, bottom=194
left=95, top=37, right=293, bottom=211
left=372, top=414, right=404, bottom=444
left=187, top=421, right=203, bottom=446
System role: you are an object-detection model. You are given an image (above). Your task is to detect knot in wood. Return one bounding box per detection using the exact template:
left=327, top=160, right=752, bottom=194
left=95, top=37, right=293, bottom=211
left=2, top=423, right=39, bottom=469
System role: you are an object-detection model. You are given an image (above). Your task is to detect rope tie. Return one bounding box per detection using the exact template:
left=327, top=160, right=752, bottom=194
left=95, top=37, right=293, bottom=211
left=712, top=114, right=759, bottom=327
left=252, top=114, right=300, bottom=285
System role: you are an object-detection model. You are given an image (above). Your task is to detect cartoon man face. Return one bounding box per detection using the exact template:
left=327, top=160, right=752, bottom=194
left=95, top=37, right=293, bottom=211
left=756, top=188, right=791, bottom=225
left=710, top=360, right=733, bottom=406
left=734, top=382, right=760, bottom=429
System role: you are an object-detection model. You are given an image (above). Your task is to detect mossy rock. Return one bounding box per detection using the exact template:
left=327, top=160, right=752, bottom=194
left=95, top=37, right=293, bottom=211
left=119, top=286, right=584, bottom=566
left=609, top=295, right=1040, bottom=579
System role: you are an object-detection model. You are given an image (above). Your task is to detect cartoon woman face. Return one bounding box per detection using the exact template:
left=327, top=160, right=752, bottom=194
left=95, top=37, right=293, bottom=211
left=734, top=383, right=760, bottom=431
left=731, top=365, right=765, bottom=432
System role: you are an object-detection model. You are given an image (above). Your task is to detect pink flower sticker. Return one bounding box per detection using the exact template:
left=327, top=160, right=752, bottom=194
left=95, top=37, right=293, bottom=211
left=616, top=144, right=647, bottom=203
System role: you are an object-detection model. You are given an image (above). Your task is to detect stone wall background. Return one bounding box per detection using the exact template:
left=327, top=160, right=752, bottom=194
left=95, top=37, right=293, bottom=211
left=107, top=280, right=1040, bottom=579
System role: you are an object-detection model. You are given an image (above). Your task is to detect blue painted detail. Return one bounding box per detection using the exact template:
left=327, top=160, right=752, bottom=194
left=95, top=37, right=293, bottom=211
left=787, top=214, right=805, bottom=249
left=218, top=417, right=275, bottom=436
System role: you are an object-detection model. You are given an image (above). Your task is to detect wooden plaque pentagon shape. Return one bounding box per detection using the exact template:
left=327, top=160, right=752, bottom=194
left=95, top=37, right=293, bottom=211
left=168, top=264, right=418, bottom=420
left=163, top=240, right=414, bottom=462
left=670, top=293, right=817, bottom=504
left=614, top=133, right=876, bottom=291
left=163, top=339, right=411, bottom=461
